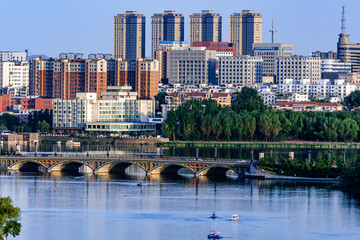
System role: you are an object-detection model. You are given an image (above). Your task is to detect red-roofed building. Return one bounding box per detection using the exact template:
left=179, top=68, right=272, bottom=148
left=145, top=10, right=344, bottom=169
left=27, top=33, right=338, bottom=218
left=192, top=42, right=237, bottom=57
left=12, top=97, right=53, bottom=111
left=272, top=101, right=343, bottom=112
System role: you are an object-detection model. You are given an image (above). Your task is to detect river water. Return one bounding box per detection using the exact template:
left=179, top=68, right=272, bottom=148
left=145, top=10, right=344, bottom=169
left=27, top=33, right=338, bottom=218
left=1, top=171, right=360, bottom=240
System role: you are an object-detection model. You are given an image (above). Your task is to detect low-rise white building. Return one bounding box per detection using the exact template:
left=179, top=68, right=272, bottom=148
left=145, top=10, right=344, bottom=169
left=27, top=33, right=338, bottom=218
left=277, top=79, right=357, bottom=102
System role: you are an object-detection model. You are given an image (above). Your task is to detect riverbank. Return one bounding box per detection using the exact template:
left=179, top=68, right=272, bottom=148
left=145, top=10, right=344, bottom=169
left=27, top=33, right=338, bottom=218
left=165, top=140, right=360, bottom=149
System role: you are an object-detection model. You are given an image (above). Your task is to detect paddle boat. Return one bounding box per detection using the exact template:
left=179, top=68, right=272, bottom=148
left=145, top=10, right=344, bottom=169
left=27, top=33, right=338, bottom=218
left=207, top=232, right=223, bottom=239
left=137, top=181, right=143, bottom=187
left=210, top=212, right=218, bottom=219
left=231, top=214, right=239, bottom=221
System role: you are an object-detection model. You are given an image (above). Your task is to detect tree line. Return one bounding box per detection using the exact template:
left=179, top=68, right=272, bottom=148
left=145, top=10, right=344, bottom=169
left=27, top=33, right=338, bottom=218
left=0, top=110, right=52, bottom=133
left=161, top=87, right=360, bottom=142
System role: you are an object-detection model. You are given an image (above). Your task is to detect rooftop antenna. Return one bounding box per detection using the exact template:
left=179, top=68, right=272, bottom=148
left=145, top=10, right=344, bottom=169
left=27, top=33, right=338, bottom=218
left=341, top=6, right=346, bottom=34
left=269, top=18, right=277, bottom=43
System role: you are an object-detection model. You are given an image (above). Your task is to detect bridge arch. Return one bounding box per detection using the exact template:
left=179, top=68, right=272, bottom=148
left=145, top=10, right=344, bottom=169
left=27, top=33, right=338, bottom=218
left=95, top=161, right=147, bottom=174
left=48, top=161, right=93, bottom=173
left=196, top=166, right=239, bottom=177
left=150, top=163, right=195, bottom=175
left=9, top=161, right=48, bottom=172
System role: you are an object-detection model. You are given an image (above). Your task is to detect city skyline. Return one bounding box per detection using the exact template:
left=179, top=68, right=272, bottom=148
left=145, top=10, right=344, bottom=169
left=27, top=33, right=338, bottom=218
left=0, top=0, right=355, bottom=58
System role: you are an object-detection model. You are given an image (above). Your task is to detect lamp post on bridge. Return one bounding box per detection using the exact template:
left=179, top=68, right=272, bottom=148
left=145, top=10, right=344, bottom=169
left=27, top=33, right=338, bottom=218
left=160, top=143, right=163, bottom=158
left=54, top=143, right=57, bottom=156
left=344, top=143, right=351, bottom=166
left=34, top=142, right=37, bottom=157
left=86, top=142, right=89, bottom=157
left=196, top=146, right=199, bottom=161
left=140, top=143, right=143, bottom=158
left=251, top=148, right=254, bottom=165
left=106, top=142, right=109, bottom=158
left=214, top=144, right=217, bottom=160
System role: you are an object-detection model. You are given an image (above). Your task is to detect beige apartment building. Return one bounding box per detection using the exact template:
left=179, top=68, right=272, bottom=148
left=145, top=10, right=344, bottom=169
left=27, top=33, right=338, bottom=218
left=230, top=10, right=262, bottom=56
left=190, top=10, right=222, bottom=46
left=114, top=11, right=145, bottom=59
left=151, top=11, right=184, bottom=59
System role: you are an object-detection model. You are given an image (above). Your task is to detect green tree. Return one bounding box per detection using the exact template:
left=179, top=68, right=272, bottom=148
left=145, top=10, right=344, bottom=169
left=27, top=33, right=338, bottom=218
left=345, top=90, right=360, bottom=110
left=36, top=120, right=51, bottom=133
left=161, top=110, right=179, bottom=140
left=233, top=87, right=267, bottom=113
left=0, top=114, right=20, bottom=132
left=0, top=196, right=21, bottom=240
left=154, top=92, right=168, bottom=105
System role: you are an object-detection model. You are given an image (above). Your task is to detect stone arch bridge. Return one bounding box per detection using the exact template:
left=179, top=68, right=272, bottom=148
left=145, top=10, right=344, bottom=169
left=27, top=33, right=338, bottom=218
left=0, top=155, right=252, bottom=177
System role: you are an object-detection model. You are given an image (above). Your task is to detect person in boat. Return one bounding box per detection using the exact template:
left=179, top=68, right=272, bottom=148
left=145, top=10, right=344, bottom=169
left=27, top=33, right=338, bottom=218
left=138, top=181, right=143, bottom=186
left=211, top=212, right=218, bottom=218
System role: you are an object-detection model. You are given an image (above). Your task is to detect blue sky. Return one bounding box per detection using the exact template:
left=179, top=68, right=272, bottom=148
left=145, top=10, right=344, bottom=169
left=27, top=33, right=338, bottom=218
left=0, top=0, right=356, bottom=58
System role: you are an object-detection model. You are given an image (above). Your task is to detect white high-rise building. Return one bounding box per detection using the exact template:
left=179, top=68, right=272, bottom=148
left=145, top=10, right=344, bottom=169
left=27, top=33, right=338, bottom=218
left=218, top=56, right=263, bottom=86
left=252, top=43, right=293, bottom=76
left=0, top=61, right=29, bottom=96
left=277, top=56, right=321, bottom=83
left=0, top=51, right=27, bottom=62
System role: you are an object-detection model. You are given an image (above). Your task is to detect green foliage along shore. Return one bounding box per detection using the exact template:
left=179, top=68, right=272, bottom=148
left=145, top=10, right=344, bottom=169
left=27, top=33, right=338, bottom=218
left=162, top=87, right=360, bottom=142
left=259, top=156, right=346, bottom=178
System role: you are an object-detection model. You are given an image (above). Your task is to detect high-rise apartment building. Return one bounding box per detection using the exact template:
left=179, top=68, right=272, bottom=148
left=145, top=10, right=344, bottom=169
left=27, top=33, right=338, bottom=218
left=167, top=47, right=217, bottom=85
left=114, top=11, right=145, bottom=59
left=29, top=57, right=54, bottom=97
left=277, top=56, right=321, bottom=83
left=190, top=10, right=222, bottom=46
left=0, top=61, right=29, bottom=96
left=53, top=59, right=86, bottom=100
left=231, top=10, right=262, bottom=56
left=151, top=11, right=184, bottom=59
left=0, top=51, right=28, bottom=62
left=85, top=59, right=108, bottom=99
left=218, top=56, right=263, bottom=85
left=115, top=59, right=159, bottom=99
left=252, top=43, right=293, bottom=76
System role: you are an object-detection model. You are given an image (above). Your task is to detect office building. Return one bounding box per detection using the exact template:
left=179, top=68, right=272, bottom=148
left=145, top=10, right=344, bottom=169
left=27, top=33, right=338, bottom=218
left=114, top=11, right=145, bottom=59
left=252, top=43, right=293, bottom=77
left=52, top=87, right=155, bottom=131
left=155, top=41, right=189, bottom=83
left=151, top=11, right=184, bottom=59
left=0, top=61, right=29, bottom=96
left=190, top=10, right=222, bottom=46
left=231, top=10, right=262, bottom=56
left=115, top=59, right=159, bottom=99
left=218, top=56, right=263, bottom=85
left=337, top=7, right=360, bottom=73
left=321, top=59, right=351, bottom=73
left=277, top=56, right=321, bottom=83
left=167, top=47, right=217, bottom=85
left=312, top=51, right=337, bottom=59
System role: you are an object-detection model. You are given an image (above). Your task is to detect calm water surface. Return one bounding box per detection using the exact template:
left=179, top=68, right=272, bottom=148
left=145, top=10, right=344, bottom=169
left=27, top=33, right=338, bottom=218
left=0, top=172, right=359, bottom=240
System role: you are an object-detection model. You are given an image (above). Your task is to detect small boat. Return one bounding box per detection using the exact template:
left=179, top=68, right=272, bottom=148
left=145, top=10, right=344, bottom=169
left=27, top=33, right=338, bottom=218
left=137, top=181, right=143, bottom=187
left=210, top=212, right=218, bottom=219
left=208, top=232, right=223, bottom=239
left=231, top=214, right=239, bottom=221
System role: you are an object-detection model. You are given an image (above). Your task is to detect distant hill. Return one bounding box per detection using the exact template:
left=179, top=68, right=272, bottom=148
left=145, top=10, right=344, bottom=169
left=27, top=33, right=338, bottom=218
left=28, top=55, right=49, bottom=60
